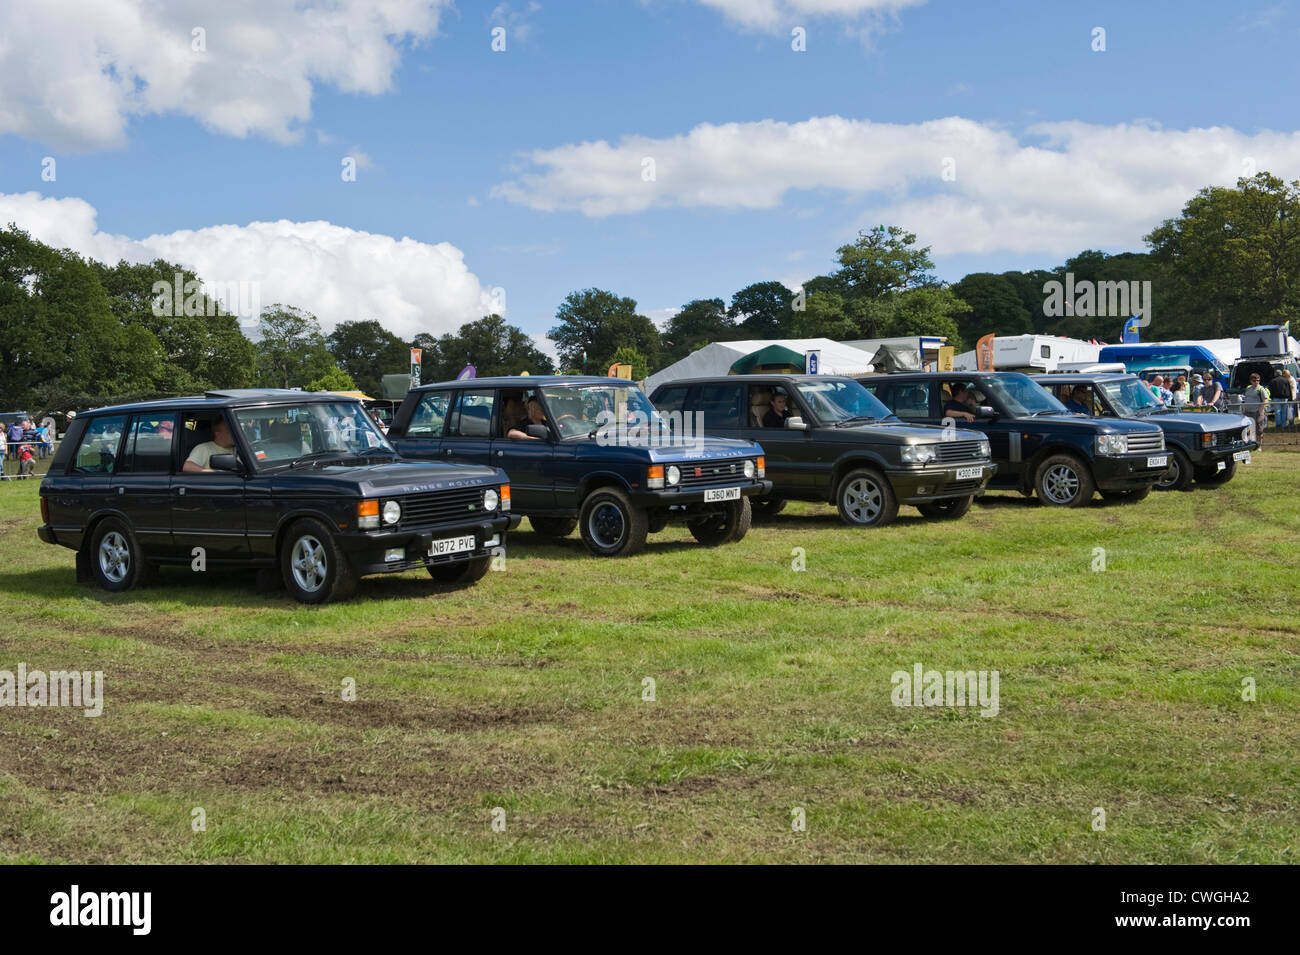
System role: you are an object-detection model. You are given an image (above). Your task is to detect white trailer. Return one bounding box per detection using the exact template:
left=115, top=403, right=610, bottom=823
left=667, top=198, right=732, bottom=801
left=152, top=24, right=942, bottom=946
left=953, top=335, right=1101, bottom=372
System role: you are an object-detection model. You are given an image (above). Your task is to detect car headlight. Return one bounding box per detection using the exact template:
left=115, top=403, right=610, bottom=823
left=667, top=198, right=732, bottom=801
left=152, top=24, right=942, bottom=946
left=666, top=465, right=680, bottom=486
left=743, top=459, right=755, bottom=479
left=1096, top=434, right=1128, bottom=455
left=978, top=439, right=991, bottom=458
left=483, top=488, right=499, bottom=511
left=900, top=444, right=937, bottom=464
left=382, top=500, right=402, bottom=525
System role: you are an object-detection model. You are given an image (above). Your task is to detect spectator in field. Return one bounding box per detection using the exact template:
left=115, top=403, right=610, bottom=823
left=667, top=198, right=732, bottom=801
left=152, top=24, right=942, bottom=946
left=1189, top=374, right=1204, bottom=406
left=1242, top=373, right=1271, bottom=446
left=942, top=384, right=976, bottom=422
left=183, top=418, right=237, bottom=472
left=1199, top=375, right=1224, bottom=410
left=35, top=422, right=51, bottom=458
left=1268, top=369, right=1295, bottom=427
left=0, top=428, right=7, bottom=475
left=763, top=392, right=793, bottom=427
left=1171, top=375, right=1190, bottom=407
left=1149, top=375, right=1174, bottom=407
left=6, top=421, right=21, bottom=444
left=17, top=444, right=34, bottom=477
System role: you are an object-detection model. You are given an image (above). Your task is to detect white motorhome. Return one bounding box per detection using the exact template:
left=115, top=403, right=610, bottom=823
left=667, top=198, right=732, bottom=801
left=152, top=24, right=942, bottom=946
left=953, top=335, right=1101, bottom=373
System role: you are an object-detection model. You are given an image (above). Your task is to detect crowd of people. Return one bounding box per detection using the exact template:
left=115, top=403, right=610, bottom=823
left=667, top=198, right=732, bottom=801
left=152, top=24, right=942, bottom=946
left=1140, top=369, right=1298, bottom=447
left=0, top=417, right=56, bottom=478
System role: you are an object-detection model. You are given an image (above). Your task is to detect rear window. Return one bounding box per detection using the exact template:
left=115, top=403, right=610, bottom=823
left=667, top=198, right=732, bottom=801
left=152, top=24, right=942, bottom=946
left=73, top=415, right=126, bottom=474
left=652, top=385, right=690, bottom=417
left=407, top=391, right=450, bottom=437
left=446, top=391, right=495, bottom=438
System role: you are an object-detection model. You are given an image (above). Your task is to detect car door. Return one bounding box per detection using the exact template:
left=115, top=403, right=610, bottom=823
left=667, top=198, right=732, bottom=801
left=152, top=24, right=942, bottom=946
left=171, top=412, right=248, bottom=560
left=67, top=413, right=129, bottom=538
left=735, top=381, right=816, bottom=492
left=390, top=389, right=451, bottom=461
left=439, top=389, right=496, bottom=468
left=940, top=378, right=1020, bottom=486
left=112, top=413, right=178, bottom=559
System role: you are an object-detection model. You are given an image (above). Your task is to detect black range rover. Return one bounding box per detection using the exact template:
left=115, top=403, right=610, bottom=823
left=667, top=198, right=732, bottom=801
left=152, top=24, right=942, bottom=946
left=649, top=375, right=994, bottom=526
left=861, top=372, right=1168, bottom=506
left=1031, top=373, right=1258, bottom=491
left=387, top=376, right=771, bottom=556
left=38, top=390, right=518, bottom=603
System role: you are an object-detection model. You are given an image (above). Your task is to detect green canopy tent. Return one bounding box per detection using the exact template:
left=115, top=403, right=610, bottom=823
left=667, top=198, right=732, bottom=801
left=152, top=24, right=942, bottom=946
left=728, top=344, right=807, bottom=375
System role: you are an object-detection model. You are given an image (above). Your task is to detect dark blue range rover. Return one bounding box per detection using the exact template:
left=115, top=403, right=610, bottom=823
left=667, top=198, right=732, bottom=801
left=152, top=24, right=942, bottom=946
left=38, top=390, right=517, bottom=603
left=387, top=376, right=772, bottom=556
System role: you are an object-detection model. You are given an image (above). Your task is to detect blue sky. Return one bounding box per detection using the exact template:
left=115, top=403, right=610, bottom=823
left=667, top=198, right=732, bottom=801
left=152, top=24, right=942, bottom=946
left=2, top=0, right=1298, bottom=350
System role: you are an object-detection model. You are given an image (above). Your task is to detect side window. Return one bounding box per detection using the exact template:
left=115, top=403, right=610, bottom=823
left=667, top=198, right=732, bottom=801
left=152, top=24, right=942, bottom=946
left=695, top=384, right=744, bottom=430
left=73, top=415, right=127, bottom=474
left=408, top=392, right=450, bottom=437
left=123, top=414, right=177, bottom=473
left=446, top=390, right=496, bottom=438
left=880, top=383, right=931, bottom=419
left=652, top=386, right=690, bottom=417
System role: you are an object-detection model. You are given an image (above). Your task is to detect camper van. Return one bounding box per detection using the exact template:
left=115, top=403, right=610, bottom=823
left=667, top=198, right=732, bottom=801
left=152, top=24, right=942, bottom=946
left=954, top=335, right=1100, bottom=373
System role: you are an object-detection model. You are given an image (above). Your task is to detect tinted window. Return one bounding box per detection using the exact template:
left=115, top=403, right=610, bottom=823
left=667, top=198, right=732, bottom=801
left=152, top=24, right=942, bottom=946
left=74, top=415, right=126, bottom=474
left=867, top=381, right=931, bottom=419
left=123, top=413, right=176, bottom=473
left=447, top=391, right=496, bottom=438
left=408, top=391, right=451, bottom=437
left=652, top=385, right=690, bottom=417
left=695, top=384, right=744, bottom=430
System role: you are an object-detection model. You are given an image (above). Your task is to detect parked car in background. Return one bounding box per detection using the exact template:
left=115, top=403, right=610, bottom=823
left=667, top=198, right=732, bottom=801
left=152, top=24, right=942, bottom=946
left=388, top=376, right=771, bottom=556
left=38, top=390, right=517, bottom=603
left=1032, top=373, right=1258, bottom=490
left=860, top=372, right=1168, bottom=506
left=650, top=375, right=993, bottom=525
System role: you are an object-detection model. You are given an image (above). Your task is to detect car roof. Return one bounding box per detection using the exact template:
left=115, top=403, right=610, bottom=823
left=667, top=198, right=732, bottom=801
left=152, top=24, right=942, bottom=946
left=858, top=371, right=1029, bottom=379
left=1029, top=373, right=1133, bottom=383
left=414, top=375, right=634, bottom=390
left=650, top=374, right=856, bottom=389
left=79, top=389, right=358, bottom=417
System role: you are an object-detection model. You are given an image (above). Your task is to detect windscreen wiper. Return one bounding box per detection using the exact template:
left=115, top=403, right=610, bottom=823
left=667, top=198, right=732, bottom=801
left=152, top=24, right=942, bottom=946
left=289, top=449, right=349, bottom=468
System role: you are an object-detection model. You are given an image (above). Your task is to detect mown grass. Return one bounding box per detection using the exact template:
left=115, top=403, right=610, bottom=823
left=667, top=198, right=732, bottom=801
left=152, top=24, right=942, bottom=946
left=0, top=452, right=1297, bottom=863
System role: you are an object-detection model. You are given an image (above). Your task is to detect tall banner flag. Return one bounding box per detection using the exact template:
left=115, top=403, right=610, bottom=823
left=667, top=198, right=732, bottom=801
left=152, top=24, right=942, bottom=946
left=1121, top=316, right=1141, bottom=344
left=975, top=334, right=996, bottom=371
left=409, top=348, right=422, bottom=388
left=805, top=350, right=821, bottom=374
left=456, top=364, right=476, bottom=380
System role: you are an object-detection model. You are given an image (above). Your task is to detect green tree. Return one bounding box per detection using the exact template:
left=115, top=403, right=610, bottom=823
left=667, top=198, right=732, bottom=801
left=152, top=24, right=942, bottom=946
left=833, top=226, right=935, bottom=300
left=660, top=298, right=734, bottom=364
left=728, top=281, right=795, bottom=337
left=326, top=319, right=410, bottom=396
left=879, top=286, right=969, bottom=352
left=254, top=305, right=333, bottom=389
left=421, top=314, right=555, bottom=381
left=607, top=346, right=649, bottom=381
left=951, top=273, right=1032, bottom=344
left=549, top=289, right=660, bottom=373
left=306, top=365, right=358, bottom=393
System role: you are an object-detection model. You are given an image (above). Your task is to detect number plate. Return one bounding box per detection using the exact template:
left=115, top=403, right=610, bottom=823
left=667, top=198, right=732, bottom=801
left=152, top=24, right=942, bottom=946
left=703, top=487, right=741, bottom=502
left=1146, top=455, right=1168, bottom=469
left=429, top=534, right=476, bottom=557
left=1233, top=450, right=1251, bottom=463
left=955, top=466, right=983, bottom=480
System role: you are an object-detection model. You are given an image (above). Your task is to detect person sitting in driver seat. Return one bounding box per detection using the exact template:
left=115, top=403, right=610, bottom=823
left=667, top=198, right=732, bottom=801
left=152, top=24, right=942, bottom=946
left=943, top=384, right=976, bottom=422
left=763, top=392, right=791, bottom=428
left=1063, top=386, right=1092, bottom=415
left=183, top=417, right=237, bottom=472
left=508, top=397, right=548, bottom=439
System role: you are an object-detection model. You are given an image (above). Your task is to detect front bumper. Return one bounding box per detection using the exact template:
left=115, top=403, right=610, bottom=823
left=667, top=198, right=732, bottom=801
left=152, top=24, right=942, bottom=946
left=339, top=513, right=519, bottom=576
left=630, top=479, right=772, bottom=509
left=1093, top=453, right=1169, bottom=491
left=886, top=462, right=994, bottom=502
left=1189, top=440, right=1259, bottom=467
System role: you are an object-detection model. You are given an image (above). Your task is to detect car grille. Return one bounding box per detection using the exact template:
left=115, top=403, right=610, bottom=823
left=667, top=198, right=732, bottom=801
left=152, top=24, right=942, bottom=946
left=941, top=479, right=983, bottom=493
left=936, top=440, right=985, bottom=462
left=1212, top=428, right=1245, bottom=447
left=676, top=459, right=748, bottom=487
left=394, top=487, right=485, bottom=526
left=1125, top=432, right=1165, bottom=454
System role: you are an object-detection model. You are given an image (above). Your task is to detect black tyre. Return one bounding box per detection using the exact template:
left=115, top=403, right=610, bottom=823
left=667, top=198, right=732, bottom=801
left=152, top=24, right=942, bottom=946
left=688, top=497, right=752, bottom=546
left=1101, top=486, right=1151, bottom=503
left=529, top=516, right=578, bottom=538
left=917, top=494, right=973, bottom=519
left=1154, top=449, right=1193, bottom=491
left=835, top=468, right=898, bottom=527
left=88, top=517, right=155, bottom=592
left=1195, top=458, right=1237, bottom=486
left=750, top=495, right=787, bottom=518
left=1034, top=454, right=1096, bottom=507
left=578, top=487, right=648, bottom=557
left=428, top=555, right=491, bottom=584
left=280, top=517, right=357, bottom=604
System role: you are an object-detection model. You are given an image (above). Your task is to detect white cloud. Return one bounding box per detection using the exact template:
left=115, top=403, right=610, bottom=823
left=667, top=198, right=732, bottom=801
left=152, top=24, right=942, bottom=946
left=492, top=115, right=1300, bottom=255
left=0, top=0, right=448, bottom=150
left=695, top=0, right=925, bottom=32
left=0, top=191, right=498, bottom=340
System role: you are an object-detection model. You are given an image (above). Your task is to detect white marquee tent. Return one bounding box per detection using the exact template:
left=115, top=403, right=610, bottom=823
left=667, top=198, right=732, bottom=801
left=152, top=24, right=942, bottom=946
left=644, top=338, right=877, bottom=393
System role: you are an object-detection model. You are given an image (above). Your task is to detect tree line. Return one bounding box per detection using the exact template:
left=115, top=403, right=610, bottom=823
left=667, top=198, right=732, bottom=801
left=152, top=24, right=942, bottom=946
left=3, top=172, right=1297, bottom=411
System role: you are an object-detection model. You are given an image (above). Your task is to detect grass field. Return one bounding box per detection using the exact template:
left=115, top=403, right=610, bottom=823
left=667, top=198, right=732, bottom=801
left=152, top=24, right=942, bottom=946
left=1, top=452, right=1298, bottom=864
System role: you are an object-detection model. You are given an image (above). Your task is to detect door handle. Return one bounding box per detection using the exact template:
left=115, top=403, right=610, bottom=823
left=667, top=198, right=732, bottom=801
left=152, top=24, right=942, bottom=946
left=176, top=486, right=186, bottom=495
left=116, top=486, right=125, bottom=494
left=495, top=450, right=504, bottom=457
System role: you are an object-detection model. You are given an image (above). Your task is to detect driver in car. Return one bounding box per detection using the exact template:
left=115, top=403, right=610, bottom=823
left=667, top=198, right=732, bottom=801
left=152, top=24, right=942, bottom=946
left=183, top=417, right=237, bottom=472
left=943, top=384, right=977, bottom=422
left=1063, top=386, right=1092, bottom=415
left=508, top=397, right=549, bottom=439
left=763, top=392, right=792, bottom=428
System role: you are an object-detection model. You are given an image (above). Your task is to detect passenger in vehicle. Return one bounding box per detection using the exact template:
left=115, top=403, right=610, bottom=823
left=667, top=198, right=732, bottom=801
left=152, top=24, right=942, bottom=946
left=1063, top=386, right=1092, bottom=414
left=508, top=397, right=548, bottom=439
left=763, top=392, right=791, bottom=428
left=183, top=418, right=237, bottom=472
left=943, top=384, right=976, bottom=422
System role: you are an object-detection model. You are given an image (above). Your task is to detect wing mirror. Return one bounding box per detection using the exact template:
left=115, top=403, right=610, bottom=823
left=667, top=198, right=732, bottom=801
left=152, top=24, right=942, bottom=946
left=526, top=424, right=550, bottom=440
left=977, top=406, right=998, bottom=420
left=209, top=453, right=241, bottom=472
left=785, top=416, right=808, bottom=431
